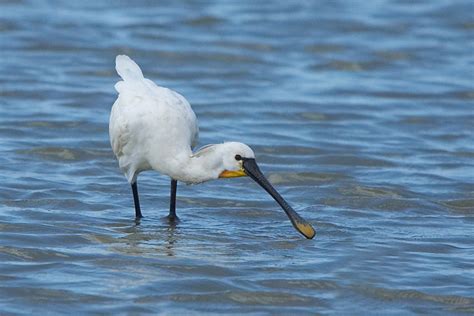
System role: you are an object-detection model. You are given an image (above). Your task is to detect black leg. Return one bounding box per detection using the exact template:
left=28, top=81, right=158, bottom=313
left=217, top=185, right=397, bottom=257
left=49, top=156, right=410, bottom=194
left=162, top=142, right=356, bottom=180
left=131, top=182, right=143, bottom=219
left=168, top=179, right=178, bottom=221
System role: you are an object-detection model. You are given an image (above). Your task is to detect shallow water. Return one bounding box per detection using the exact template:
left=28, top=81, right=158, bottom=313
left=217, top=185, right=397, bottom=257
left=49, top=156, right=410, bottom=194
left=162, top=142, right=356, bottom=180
left=1, top=0, right=473, bottom=314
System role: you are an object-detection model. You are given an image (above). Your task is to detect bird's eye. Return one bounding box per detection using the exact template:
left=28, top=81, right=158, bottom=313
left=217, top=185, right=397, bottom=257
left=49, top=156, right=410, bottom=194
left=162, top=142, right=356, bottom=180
left=235, top=154, right=242, bottom=161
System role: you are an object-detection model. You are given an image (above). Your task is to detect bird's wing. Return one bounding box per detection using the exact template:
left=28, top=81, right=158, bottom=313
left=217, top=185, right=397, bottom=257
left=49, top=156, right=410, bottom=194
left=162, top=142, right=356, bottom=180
left=109, top=97, right=135, bottom=158
left=191, top=125, right=199, bottom=149
left=172, top=91, right=199, bottom=150
left=171, top=90, right=199, bottom=150
left=111, top=55, right=199, bottom=162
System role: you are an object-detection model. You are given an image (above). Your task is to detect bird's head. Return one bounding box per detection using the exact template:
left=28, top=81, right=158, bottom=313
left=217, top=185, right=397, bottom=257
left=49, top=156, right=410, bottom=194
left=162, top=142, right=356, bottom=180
left=210, top=142, right=316, bottom=239
left=217, top=142, right=255, bottom=178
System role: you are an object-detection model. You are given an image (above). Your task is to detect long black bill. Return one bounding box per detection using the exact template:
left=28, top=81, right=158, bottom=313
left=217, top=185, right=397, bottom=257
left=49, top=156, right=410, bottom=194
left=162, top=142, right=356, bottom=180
left=242, top=158, right=315, bottom=239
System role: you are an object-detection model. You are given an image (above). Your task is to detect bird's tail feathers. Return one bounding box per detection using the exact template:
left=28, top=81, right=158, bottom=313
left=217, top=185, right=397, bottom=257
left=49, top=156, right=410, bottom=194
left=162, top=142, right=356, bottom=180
left=115, top=55, right=144, bottom=82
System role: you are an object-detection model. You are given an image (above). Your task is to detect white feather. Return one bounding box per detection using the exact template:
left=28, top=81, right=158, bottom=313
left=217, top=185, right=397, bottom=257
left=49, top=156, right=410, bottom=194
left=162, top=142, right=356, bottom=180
left=116, top=55, right=144, bottom=82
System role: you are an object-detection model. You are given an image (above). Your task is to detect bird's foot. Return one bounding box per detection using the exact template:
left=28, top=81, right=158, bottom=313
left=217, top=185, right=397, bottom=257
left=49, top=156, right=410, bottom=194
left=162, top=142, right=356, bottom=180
left=164, top=214, right=180, bottom=224
left=134, top=215, right=143, bottom=225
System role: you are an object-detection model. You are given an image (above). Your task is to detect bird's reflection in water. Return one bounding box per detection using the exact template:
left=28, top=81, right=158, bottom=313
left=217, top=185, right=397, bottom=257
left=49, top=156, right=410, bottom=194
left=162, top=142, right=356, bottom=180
left=113, top=217, right=180, bottom=257
left=163, top=219, right=178, bottom=257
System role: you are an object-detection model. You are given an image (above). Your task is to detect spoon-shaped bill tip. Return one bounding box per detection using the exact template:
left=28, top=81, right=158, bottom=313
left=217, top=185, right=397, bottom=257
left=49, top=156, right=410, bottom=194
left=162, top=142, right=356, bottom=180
left=295, top=221, right=316, bottom=239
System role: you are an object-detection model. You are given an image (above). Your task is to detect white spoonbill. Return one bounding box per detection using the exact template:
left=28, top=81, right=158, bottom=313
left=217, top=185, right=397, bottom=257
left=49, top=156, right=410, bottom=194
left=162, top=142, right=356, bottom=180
left=109, top=55, right=315, bottom=239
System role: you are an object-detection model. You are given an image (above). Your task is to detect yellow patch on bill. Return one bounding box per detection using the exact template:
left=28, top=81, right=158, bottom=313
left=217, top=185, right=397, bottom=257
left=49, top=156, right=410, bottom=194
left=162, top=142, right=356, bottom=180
left=219, top=169, right=246, bottom=178
left=296, top=222, right=316, bottom=239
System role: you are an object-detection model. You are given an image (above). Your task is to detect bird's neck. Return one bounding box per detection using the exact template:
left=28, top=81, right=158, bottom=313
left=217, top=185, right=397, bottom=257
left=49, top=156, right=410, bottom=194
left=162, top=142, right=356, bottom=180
left=159, top=150, right=221, bottom=184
